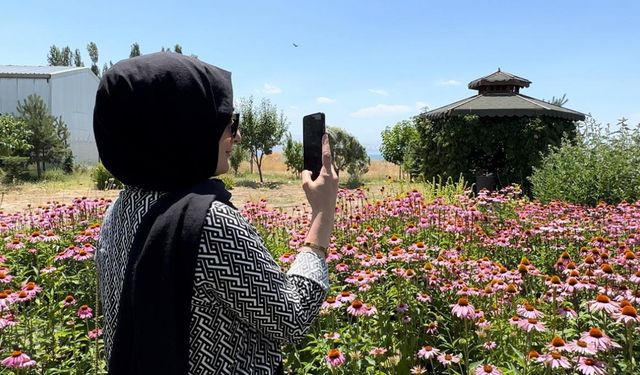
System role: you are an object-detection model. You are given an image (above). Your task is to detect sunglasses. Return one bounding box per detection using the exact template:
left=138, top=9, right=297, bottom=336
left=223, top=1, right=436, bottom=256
left=230, top=113, right=240, bottom=137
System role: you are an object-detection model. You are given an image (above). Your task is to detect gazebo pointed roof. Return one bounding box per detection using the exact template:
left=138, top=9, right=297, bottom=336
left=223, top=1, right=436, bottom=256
left=424, top=70, right=585, bottom=121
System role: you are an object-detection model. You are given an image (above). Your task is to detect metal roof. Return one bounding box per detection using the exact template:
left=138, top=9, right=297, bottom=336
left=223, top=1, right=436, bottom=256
left=468, top=69, right=531, bottom=89
left=0, top=65, right=90, bottom=78
left=423, top=93, right=585, bottom=121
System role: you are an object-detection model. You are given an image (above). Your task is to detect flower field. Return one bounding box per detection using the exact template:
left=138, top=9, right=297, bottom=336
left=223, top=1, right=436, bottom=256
left=1, top=185, right=640, bottom=374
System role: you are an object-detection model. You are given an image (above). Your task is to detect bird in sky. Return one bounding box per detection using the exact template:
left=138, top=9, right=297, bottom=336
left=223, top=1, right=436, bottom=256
left=292, top=42, right=299, bottom=47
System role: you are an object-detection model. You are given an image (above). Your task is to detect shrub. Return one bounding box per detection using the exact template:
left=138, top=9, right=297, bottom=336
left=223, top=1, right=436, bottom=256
left=91, top=162, right=123, bottom=190
left=530, top=117, right=640, bottom=205
left=42, top=168, right=67, bottom=182
left=0, top=155, right=30, bottom=183
left=218, top=174, right=235, bottom=190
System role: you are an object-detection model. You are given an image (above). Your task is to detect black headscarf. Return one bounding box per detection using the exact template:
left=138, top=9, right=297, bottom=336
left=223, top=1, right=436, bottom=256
left=93, top=52, right=234, bottom=191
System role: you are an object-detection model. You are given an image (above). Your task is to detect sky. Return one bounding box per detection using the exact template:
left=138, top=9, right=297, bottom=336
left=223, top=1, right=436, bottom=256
left=2, top=1, right=639, bottom=153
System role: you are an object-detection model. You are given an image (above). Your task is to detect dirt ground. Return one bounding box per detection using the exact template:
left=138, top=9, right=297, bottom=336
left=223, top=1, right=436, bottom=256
left=0, top=154, right=397, bottom=213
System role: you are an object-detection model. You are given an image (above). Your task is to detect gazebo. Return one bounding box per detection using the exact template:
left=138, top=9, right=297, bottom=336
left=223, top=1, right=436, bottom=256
left=421, top=69, right=586, bottom=191
left=424, top=69, right=585, bottom=121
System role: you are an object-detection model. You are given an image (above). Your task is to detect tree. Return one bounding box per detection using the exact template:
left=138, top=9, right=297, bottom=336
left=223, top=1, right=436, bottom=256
left=229, top=146, right=248, bottom=175
left=16, top=95, right=73, bottom=178
left=326, top=127, right=370, bottom=177
left=174, top=44, right=183, bottom=54
left=130, top=42, right=141, bottom=58
left=414, top=114, right=577, bottom=193
left=0, top=114, right=32, bottom=157
left=380, top=119, right=419, bottom=179
left=87, top=42, right=100, bottom=76
left=47, top=45, right=64, bottom=66
left=238, top=96, right=287, bottom=183
left=73, top=49, right=84, bottom=67
left=282, top=133, right=304, bottom=176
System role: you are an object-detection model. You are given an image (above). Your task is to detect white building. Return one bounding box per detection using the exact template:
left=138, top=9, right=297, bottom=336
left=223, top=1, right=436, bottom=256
left=0, top=65, right=100, bottom=164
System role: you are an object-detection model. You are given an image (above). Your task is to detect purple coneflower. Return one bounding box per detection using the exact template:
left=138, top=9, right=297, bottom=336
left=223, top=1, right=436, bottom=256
left=417, top=345, right=440, bottom=360
left=576, top=356, right=607, bottom=375
left=278, top=253, right=295, bottom=263
left=517, top=303, right=544, bottom=319
left=325, top=348, right=345, bottom=368
left=424, top=321, right=438, bottom=334
left=537, top=351, right=571, bottom=369
left=580, top=327, right=621, bottom=351
left=77, top=304, right=93, bottom=320
left=88, top=328, right=103, bottom=339
left=321, top=296, right=342, bottom=310
left=336, top=291, right=356, bottom=303
left=416, top=292, right=431, bottom=303
left=369, top=347, right=387, bottom=357
left=0, top=271, right=12, bottom=284
left=451, top=297, right=476, bottom=319
left=1, top=351, right=36, bottom=369
left=474, top=364, right=502, bottom=375
left=566, top=339, right=597, bottom=356
left=437, top=353, right=461, bottom=366
left=518, top=318, right=546, bottom=333
left=613, top=304, right=640, bottom=325
left=588, top=294, right=619, bottom=315
left=410, top=365, right=427, bottom=374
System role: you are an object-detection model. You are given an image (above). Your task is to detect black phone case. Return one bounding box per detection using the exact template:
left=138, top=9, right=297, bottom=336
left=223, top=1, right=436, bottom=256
left=303, top=112, right=326, bottom=180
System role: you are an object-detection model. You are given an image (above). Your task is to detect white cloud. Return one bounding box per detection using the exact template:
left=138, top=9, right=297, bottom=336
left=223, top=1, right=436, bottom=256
left=368, top=89, right=388, bottom=96
left=316, top=96, right=336, bottom=104
left=263, top=83, right=282, bottom=94
left=437, top=79, right=461, bottom=86
left=350, top=104, right=411, bottom=118
left=416, top=101, right=430, bottom=111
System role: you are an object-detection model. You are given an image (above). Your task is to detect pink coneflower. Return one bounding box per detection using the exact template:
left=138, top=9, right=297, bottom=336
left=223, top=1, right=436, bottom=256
left=517, top=303, right=544, bottom=319
left=63, top=295, right=76, bottom=307
left=369, top=347, right=387, bottom=357
left=558, top=305, right=578, bottom=318
left=613, top=304, right=640, bottom=325
left=416, top=292, right=431, bottom=303
left=5, top=239, right=24, bottom=250
left=410, top=365, right=427, bottom=374
left=12, top=290, right=34, bottom=303
left=326, top=250, right=342, bottom=262
left=567, top=339, right=597, bottom=356
left=335, top=263, right=349, bottom=272
left=387, top=234, right=403, bottom=245
left=580, top=327, right=621, bottom=351
left=474, top=364, right=502, bottom=375
left=73, top=248, right=94, bottom=261
left=518, top=318, right=546, bottom=333
left=451, top=297, right=476, bottom=319
left=0, top=271, right=12, bottom=284
left=417, top=345, right=440, bottom=360
left=278, top=253, right=295, bottom=263
left=424, top=321, right=438, bottom=335
left=321, top=296, right=342, bottom=310
left=537, top=351, right=571, bottom=369
left=21, top=281, right=42, bottom=297
left=0, top=313, right=18, bottom=329
left=323, top=332, right=341, bottom=341
left=27, top=231, right=44, bottom=242
left=336, top=291, right=356, bottom=303
left=547, top=336, right=569, bottom=352
left=483, top=341, right=497, bottom=350
left=588, top=294, right=619, bottom=314
left=347, top=300, right=370, bottom=317
left=42, top=230, right=60, bottom=242
left=0, top=291, right=13, bottom=310
left=88, top=328, right=103, bottom=339
left=325, top=348, right=345, bottom=368
left=341, top=244, right=357, bottom=255
left=40, top=266, right=57, bottom=274
left=576, top=356, right=607, bottom=375
left=396, top=303, right=409, bottom=314
left=1, top=350, right=36, bottom=369
left=437, top=353, right=461, bottom=366
left=77, top=304, right=93, bottom=319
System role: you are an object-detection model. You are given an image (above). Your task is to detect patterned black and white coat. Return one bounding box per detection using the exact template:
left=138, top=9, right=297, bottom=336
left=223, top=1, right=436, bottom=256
left=97, top=187, right=329, bottom=374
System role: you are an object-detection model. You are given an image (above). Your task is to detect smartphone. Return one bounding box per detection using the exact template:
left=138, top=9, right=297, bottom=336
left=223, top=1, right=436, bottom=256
left=303, top=112, right=326, bottom=180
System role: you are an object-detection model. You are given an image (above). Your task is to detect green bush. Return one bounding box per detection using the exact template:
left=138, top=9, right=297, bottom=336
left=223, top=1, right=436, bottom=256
left=42, top=168, right=67, bottom=182
left=0, top=155, right=30, bottom=183
left=91, top=162, right=123, bottom=190
left=218, top=174, right=235, bottom=190
left=530, top=117, right=640, bottom=205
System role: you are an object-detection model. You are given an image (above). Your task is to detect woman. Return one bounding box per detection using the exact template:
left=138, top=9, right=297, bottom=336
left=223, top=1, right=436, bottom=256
left=94, top=52, right=338, bottom=374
